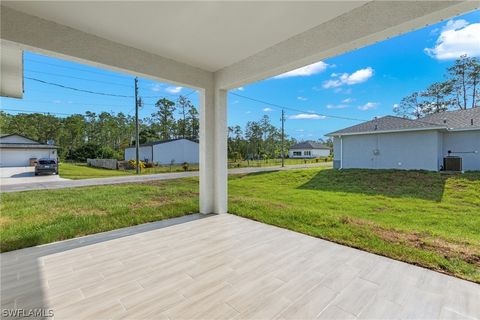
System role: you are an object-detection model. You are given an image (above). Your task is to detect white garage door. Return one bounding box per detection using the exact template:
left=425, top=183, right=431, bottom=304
left=0, top=149, right=55, bottom=167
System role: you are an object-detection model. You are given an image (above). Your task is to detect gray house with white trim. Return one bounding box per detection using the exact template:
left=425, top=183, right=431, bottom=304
left=288, top=141, right=331, bottom=158
left=327, top=108, right=480, bottom=172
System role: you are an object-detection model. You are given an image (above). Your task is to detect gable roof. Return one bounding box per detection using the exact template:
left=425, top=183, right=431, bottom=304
left=0, top=134, right=58, bottom=149
left=290, top=141, right=330, bottom=150
left=327, top=108, right=480, bottom=136
left=420, top=107, right=480, bottom=129
left=0, top=133, right=41, bottom=144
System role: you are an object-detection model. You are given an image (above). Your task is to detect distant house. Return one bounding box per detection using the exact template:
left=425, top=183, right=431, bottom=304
left=288, top=141, right=331, bottom=158
left=327, top=108, right=480, bottom=171
left=124, top=138, right=199, bottom=164
left=0, top=134, right=58, bottom=167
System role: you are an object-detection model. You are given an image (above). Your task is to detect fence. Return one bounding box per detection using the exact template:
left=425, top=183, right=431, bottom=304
left=87, top=158, right=118, bottom=170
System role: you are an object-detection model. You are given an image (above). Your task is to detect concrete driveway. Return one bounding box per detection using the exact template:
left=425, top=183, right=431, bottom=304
left=0, top=166, right=68, bottom=186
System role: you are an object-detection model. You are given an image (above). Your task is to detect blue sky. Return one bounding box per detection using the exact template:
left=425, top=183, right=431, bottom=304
left=1, top=10, right=479, bottom=140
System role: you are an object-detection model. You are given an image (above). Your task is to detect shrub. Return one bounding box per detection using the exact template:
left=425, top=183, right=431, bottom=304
left=182, top=162, right=189, bottom=171
left=128, top=160, right=145, bottom=170
left=144, top=162, right=154, bottom=168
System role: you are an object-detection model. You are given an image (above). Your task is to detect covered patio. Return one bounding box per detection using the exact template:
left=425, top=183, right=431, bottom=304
left=1, top=1, right=479, bottom=319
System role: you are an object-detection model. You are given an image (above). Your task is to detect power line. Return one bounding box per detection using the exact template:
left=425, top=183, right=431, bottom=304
left=24, top=77, right=197, bottom=101
left=24, top=58, right=129, bottom=79
left=1, top=108, right=76, bottom=116
left=25, top=69, right=134, bottom=88
left=230, top=92, right=368, bottom=122
left=25, top=77, right=134, bottom=98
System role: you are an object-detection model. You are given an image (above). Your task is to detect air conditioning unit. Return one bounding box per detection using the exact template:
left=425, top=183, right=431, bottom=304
left=443, top=156, right=462, bottom=171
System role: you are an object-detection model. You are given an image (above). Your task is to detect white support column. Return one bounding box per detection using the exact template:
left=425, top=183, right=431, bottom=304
left=199, top=87, right=228, bottom=214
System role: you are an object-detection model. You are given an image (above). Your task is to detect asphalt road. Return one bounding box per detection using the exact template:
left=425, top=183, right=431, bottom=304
left=0, top=163, right=331, bottom=193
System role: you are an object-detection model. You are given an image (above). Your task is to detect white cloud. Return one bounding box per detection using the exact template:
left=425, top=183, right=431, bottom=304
left=442, top=19, right=469, bottom=32
left=236, top=87, right=244, bottom=91
left=425, top=20, right=480, bottom=60
left=297, top=96, right=308, bottom=101
left=358, top=102, right=378, bottom=111
left=326, top=104, right=349, bottom=109
left=392, top=103, right=399, bottom=111
left=151, top=84, right=162, bottom=92
left=295, top=129, right=305, bottom=132
left=342, top=98, right=355, bottom=103
left=289, top=113, right=326, bottom=120
left=322, top=67, right=374, bottom=88
left=274, top=61, right=329, bottom=79
left=263, top=107, right=273, bottom=112
left=165, top=86, right=183, bottom=94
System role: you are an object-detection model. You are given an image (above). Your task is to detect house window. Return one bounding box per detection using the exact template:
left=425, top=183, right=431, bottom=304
left=293, top=151, right=301, bottom=156
left=304, top=151, right=311, bottom=156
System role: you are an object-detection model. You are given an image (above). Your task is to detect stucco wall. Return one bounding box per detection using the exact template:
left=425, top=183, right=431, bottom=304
left=442, top=130, right=480, bottom=171
left=288, top=149, right=330, bottom=158
left=153, top=139, right=199, bottom=164
left=124, top=146, right=153, bottom=162
left=333, top=131, right=441, bottom=171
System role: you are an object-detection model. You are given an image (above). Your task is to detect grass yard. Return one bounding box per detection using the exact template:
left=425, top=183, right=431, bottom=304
left=59, top=160, right=330, bottom=180
left=1, top=167, right=479, bottom=282
left=59, top=162, right=199, bottom=179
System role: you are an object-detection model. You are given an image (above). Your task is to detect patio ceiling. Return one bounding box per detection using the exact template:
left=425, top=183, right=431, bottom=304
left=1, top=1, right=367, bottom=72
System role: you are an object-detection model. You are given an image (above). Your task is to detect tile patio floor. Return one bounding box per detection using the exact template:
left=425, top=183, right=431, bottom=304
left=1, top=214, right=479, bottom=319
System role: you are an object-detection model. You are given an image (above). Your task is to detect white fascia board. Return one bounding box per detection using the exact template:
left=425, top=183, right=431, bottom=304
left=447, top=127, right=480, bottom=132
left=215, top=1, right=479, bottom=89
left=0, top=6, right=213, bottom=90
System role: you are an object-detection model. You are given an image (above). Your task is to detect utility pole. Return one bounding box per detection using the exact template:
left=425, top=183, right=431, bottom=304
left=281, top=109, right=285, bottom=167
left=134, top=77, right=140, bottom=175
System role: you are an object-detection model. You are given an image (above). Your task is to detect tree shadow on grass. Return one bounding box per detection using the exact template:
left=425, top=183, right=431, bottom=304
left=297, top=169, right=480, bottom=202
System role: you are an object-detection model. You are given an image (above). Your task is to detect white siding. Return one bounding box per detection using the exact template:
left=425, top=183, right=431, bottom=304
left=443, top=130, right=480, bottom=171
left=288, top=149, right=330, bottom=158
left=0, top=148, right=57, bottom=167
left=153, top=139, right=199, bottom=164
left=334, top=131, right=441, bottom=171
left=124, top=146, right=153, bottom=162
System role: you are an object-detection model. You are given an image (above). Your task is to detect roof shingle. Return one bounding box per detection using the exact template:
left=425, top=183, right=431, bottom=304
left=327, top=108, right=480, bottom=136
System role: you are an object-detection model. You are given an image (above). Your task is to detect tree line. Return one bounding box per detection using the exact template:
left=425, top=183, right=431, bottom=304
left=394, top=55, right=480, bottom=119
left=0, top=95, right=200, bottom=161
left=228, top=115, right=300, bottom=161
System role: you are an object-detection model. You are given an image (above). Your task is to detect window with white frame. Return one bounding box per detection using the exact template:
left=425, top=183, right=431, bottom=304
left=293, top=151, right=301, bottom=156
left=304, top=150, right=311, bottom=156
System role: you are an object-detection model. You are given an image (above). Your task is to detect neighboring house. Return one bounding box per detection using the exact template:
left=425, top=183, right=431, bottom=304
left=327, top=108, right=480, bottom=172
left=124, top=138, right=199, bottom=164
left=0, top=134, right=58, bottom=167
left=288, top=141, right=331, bottom=158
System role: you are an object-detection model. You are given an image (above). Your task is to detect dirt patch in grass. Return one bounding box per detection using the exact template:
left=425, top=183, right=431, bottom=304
left=0, top=216, right=12, bottom=227
left=341, top=216, right=480, bottom=267
left=129, top=191, right=198, bottom=209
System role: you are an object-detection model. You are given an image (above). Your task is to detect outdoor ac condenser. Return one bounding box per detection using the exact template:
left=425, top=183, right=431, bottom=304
left=443, top=156, right=462, bottom=171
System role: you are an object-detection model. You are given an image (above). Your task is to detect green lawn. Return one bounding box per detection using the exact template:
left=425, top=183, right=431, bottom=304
left=59, top=162, right=199, bottom=179
left=59, top=160, right=330, bottom=180
left=1, top=168, right=479, bottom=282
